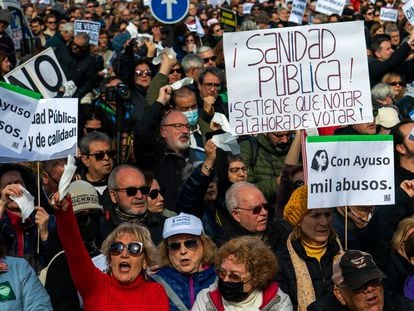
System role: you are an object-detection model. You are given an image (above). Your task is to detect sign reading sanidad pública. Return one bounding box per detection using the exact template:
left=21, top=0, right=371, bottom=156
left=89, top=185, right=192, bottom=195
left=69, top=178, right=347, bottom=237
left=306, top=135, right=394, bottom=208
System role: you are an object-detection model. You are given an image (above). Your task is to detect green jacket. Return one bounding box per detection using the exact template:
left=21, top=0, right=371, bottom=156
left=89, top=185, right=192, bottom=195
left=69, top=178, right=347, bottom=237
left=240, top=134, right=286, bottom=203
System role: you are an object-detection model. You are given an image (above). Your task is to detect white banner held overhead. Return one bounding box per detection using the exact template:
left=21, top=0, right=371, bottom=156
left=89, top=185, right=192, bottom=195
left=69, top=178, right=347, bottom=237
left=289, top=0, right=307, bottom=24
left=0, top=82, right=40, bottom=153
left=403, top=0, right=414, bottom=25
left=315, top=0, right=346, bottom=16
left=306, top=135, right=395, bottom=208
left=223, top=21, right=372, bottom=135
left=380, top=8, right=398, bottom=22
left=0, top=98, right=78, bottom=162
left=74, top=20, right=101, bottom=45
left=4, top=48, right=67, bottom=98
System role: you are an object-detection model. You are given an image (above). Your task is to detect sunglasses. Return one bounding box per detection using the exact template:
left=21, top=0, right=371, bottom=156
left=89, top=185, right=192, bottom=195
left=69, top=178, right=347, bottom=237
left=148, top=188, right=164, bottom=200
left=110, top=241, right=144, bottom=256
left=47, top=20, right=57, bottom=24
left=170, top=68, right=183, bottom=74
left=167, top=239, right=199, bottom=251
left=203, top=56, right=217, bottom=63
left=388, top=81, right=406, bottom=87
left=352, top=278, right=382, bottom=294
left=84, top=127, right=102, bottom=133
left=72, top=42, right=88, bottom=50
left=114, top=186, right=151, bottom=197
left=216, top=269, right=246, bottom=283
left=366, top=12, right=374, bottom=16
left=135, top=70, right=152, bottom=77
left=87, top=150, right=116, bottom=160
left=76, top=211, right=101, bottom=225
left=236, top=203, right=269, bottom=214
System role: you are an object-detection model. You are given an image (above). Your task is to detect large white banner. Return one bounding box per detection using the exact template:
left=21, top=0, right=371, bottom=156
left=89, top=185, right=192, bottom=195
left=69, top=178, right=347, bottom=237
left=306, top=135, right=395, bottom=208
left=0, top=82, right=40, bottom=153
left=223, top=21, right=372, bottom=135
left=4, top=48, right=67, bottom=98
left=0, top=98, right=78, bottom=162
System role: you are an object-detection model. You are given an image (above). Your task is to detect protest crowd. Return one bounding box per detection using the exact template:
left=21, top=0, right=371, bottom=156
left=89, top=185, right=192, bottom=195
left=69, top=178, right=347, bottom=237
left=3, top=0, right=414, bottom=309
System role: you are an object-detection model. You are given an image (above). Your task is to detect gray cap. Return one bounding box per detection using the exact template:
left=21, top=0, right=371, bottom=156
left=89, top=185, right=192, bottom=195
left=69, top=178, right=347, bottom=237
left=0, top=10, right=11, bottom=25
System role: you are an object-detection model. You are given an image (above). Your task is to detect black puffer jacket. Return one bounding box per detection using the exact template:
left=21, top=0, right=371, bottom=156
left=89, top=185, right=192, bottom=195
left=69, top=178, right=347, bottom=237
left=275, top=235, right=341, bottom=310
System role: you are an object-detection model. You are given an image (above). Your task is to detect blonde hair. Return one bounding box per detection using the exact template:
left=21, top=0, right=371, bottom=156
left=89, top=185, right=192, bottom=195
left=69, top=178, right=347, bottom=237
left=391, top=217, right=414, bottom=253
left=101, top=222, right=157, bottom=273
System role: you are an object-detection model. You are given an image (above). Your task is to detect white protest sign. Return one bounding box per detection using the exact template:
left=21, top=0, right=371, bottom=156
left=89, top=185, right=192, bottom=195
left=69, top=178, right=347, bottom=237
left=403, top=0, right=414, bottom=25
left=0, top=82, right=40, bottom=153
left=74, top=20, right=101, bottom=45
left=289, top=0, right=307, bottom=24
left=243, top=3, right=254, bottom=14
left=315, top=0, right=346, bottom=16
left=306, top=135, right=395, bottom=208
left=0, top=98, right=78, bottom=162
left=4, top=48, right=67, bottom=98
left=223, top=21, right=372, bottom=135
left=380, top=8, right=398, bottom=22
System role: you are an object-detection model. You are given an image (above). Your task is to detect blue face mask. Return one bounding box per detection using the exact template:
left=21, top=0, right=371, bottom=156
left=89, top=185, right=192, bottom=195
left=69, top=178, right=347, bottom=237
left=183, top=109, right=198, bottom=126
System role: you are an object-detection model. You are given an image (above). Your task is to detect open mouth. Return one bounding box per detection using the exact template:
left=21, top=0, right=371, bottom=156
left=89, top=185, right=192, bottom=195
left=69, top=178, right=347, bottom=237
left=119, top=262, right=131, bottom=272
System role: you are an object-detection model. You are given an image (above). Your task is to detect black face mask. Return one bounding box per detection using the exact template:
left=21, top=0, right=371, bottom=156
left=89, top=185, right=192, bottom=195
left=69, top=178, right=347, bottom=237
left=217, top=278, right=250, bottom=302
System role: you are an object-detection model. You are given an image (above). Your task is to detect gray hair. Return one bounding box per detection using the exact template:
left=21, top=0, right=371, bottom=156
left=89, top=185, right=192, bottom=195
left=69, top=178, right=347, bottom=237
left=181, top=54, right=204, bottom=74
left=240, top=19, right=258, bottom=31
left=196, top=45, right=213, bottom=55
left=225, top=181, right=259, bottom=214
left=371, top=82, right=395, bottom=102
left=75, top=32, right=90, bottom=43
left=107, top=164, right=143, bottom=190
left=79, top=131, right=112, bottom=155
left=198, top=67, right=224, bottom=84
left=61, top=22, right=74, bottom=34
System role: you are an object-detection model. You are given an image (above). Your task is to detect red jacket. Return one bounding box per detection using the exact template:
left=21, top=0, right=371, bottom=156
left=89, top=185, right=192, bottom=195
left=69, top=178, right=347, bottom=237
left=56, top=203, right=169, bottom=311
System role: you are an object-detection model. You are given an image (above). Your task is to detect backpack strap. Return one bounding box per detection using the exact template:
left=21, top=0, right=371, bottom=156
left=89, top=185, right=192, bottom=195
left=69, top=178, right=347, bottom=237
left=151, top=274, right=189, bottom=311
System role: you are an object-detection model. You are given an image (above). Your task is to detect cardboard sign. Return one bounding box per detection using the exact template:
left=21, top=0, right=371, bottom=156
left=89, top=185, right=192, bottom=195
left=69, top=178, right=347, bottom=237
left=0, top=98, right=78, bottom=162
left=289, top=0, right=307, bottom=25
left=223, top=21, right=372, bottom=135
left=74, top=20, right=101, bottom=45
left=403, top=0, right=414, bottom=25
left=220, top=7, right=237, bottom=32
left=0, top=82, right=40, bottom=153
left=315, top=0, right=346, bottom=16
left=306, top=135, right=395, bottom=208
left=380, top=8, right=398, bottom=22
left=4, top=48, right=67, bottom=98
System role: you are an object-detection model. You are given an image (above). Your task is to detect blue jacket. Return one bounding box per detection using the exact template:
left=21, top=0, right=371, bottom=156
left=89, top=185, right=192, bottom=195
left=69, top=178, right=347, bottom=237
left=0, top=256, right=52, bottom=310
left=152, top=265, right=216, bottom=311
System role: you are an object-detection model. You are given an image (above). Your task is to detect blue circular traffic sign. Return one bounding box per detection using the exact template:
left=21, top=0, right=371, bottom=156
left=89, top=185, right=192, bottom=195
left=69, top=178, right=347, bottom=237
left=150, top=0, right=189, bottom=24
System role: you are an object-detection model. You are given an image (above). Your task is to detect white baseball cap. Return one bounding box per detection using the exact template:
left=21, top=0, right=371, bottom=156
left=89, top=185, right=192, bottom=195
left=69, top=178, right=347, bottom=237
left=162, top=213, right=204, bottom=239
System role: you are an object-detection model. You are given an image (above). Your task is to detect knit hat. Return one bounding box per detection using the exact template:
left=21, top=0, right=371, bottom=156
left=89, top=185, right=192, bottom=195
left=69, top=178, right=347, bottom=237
left=68, top=180, right=103, bottom=214
left=283, top=185, right=308, bottom=227
left=163, top=213, right=204, bottom=239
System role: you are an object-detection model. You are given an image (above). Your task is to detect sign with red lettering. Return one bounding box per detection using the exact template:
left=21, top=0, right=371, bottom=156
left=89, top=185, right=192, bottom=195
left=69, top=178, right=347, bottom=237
left=223, top=21, right=372, bottom=135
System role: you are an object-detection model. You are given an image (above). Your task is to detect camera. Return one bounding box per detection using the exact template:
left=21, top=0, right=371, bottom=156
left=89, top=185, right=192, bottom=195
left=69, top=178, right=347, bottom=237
left=106, top=83, right=131, bottom=102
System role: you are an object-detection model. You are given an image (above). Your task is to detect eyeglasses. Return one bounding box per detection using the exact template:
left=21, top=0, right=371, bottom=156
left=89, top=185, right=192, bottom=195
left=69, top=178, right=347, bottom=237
left=110, top=241, right=144, bottom=256
left=185, top=38, right=194, bottom=43
left=47, top=20, right=57, bottom=24
left=352, top=278, right=382, bottom=294
left=162, top=123, right=190, bottom=130
left=229, top=167, right=248, bottom=174
left=135, top=70, right=152, bottom=77
left=236, top=203, right=269, bottom=215
left=167, top=239, right=199, bottom=251
left=72, top=42, right=88, bottom=50
left=202, top=56, right=217, bottom=63
left=148, top=188, right=164, bottom=200
left=366, top=12, right=373, bottom=16
left=87, top=150, right=116, bottom=160
left=44, top=171, right=60, bottom=185
left=216, top=269, right=248, bottom=283
left=76, top=211, right=101, bottom=225
left=170, top=68, right=183, bottom=74
left=388, top=81, right=406, bottom=87
left=113, top=186, right=151, bottom=197
left=84, top=127, right=102, bottom=133
left=203, top=82, right=221, bottom=90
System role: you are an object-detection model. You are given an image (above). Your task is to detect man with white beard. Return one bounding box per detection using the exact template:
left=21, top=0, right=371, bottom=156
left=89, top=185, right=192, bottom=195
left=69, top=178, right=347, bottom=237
left=134, top=85, right=197, bottom=212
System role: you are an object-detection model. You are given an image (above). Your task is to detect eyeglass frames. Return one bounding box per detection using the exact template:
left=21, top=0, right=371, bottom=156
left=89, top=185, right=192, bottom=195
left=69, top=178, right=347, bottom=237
left=110, top=241, right=144, bottom=256
left=86, top=150, right=116, bottom=161
left=236, top=203, right=270, bottom=215
left=113, top=186, right=151, bottom=197
left=167, top=239, right=199, bottom=251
